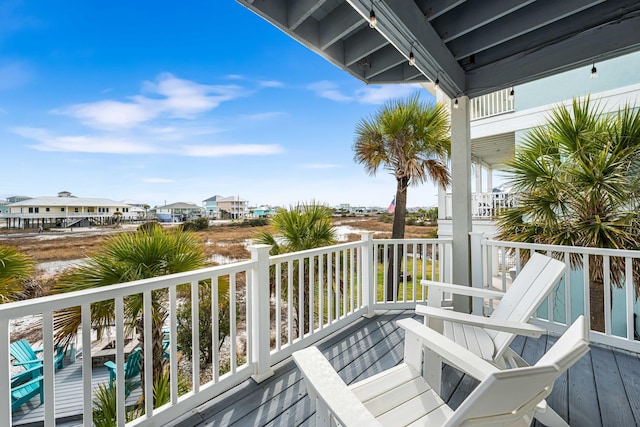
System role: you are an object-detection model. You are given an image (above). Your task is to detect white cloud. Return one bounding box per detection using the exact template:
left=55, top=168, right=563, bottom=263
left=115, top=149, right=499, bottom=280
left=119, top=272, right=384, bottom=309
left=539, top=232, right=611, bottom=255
left=355, top=84, right=422, bottom=105
left=225, top=74, right=245, bottom=80
left=143, top=178, right=175, bottom=183
left=307, top=81, right=353, bottom=102
left=56, top=73, right=248, bottom=129
left=12, top=127, right=156, bottom=154
left=259, top=80, right=284, bottom=88
left=181, top=144, right=283, bottom=157
left=13, top=126, right=283, bottom=158
left=301, top=163, right=341, bottom=169
left=239, top=111, right=287, bottom=121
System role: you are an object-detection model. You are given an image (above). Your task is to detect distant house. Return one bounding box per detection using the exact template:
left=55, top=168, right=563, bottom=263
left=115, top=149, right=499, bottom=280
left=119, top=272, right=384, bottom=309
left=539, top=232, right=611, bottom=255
left=2, top=191, right=135, bottom=229
left=250, top=205, right=277, bottom=218
left=122, top=199, right=150, bottom=220
left=153, top=202, right=203, bottom=222
left=203, top=195, right=249, bottom=219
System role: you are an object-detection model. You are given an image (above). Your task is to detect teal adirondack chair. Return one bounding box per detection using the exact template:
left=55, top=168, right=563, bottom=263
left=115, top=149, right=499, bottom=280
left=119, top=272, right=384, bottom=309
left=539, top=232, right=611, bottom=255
left=11, top=365, right=43, bottom=411
left=104, top=348, right=142, bottom=396
left=10, top=340, right=65, bottom=371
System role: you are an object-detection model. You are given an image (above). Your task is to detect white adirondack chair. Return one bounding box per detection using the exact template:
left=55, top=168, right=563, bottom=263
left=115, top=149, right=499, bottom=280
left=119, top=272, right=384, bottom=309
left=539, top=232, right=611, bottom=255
left=418, top=252, right=566, bottom=367
left=418, top=252, right=569, bottom=426
left=293, top=316, right=589, bottom=427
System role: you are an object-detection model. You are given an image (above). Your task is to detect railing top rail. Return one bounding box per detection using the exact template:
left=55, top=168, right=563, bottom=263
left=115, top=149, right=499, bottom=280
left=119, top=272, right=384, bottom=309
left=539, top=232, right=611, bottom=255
left=485, top=239, right=640, bottom=258
left=0, top=260, right=255, bottom=320
left=269, top=240, right=365, bottom=264
left=373, top=238, right=452, bottom=245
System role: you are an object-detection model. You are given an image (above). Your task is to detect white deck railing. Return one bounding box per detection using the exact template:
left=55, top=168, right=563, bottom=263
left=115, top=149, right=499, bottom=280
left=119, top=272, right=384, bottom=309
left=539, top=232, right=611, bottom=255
left=470, top=88, right=514, bottom=120
left=474, top=236, right=640, bottom=353
left=4, top=232, right=640, bottom=425
left=1, top=234, right=450, bottom=426
left=443, top=192, right=515, bottom=220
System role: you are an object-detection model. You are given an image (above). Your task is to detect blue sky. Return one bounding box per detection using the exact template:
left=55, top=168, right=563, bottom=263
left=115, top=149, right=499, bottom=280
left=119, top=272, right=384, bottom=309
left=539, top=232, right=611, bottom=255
left=0, top=1, right=438, bottom=208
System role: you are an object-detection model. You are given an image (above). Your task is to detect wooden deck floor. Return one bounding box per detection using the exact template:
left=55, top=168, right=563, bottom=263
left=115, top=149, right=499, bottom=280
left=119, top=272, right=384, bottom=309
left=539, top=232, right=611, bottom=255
left=171, top=310, right=640, bottom=427
left=12, top=362, right=141, bottom=427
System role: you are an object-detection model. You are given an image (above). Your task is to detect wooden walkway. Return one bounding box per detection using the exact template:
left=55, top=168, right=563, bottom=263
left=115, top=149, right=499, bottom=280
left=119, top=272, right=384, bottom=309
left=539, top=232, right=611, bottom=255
left=12, top=362, right=141, bottom=427
left=171, top=310, right=640, bottom=427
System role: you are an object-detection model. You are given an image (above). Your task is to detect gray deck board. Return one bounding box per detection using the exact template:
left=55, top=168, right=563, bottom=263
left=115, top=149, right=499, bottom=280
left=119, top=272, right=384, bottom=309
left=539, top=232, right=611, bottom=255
left=183, top=311, right=640, bottom=427
left=14, top=310, right=640, bottom=427
left=11, top=361, right=142, bottom=427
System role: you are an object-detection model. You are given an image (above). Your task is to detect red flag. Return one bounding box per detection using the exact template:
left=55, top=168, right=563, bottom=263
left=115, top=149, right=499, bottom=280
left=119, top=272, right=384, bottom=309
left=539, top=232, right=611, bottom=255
left=387, top=197, right=395, bottom=214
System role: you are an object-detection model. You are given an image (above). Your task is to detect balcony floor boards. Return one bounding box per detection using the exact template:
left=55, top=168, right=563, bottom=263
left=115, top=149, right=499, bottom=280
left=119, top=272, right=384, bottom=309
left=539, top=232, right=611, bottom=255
left=178, top=310, right=640, bottom=427
left=12, top=310, right=640, bottom=426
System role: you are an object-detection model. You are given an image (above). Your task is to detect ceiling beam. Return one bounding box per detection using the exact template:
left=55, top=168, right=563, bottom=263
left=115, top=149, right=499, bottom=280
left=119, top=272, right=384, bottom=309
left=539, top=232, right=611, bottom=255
left=288, top=0, right=326, bottom=30
left=414, top=0, right=467, bottom=20
left=465, top=11, right=640, bottom=97
left=466, top=0, right=640, bottom=70
left=433, top=0, right=535, bottom=43
left=319, top=2, right=363, bottom=50
left=344, top=28, right=388, bottom=66
left=364, top=45, right=406, bottom=79
left=449, top=0, right=606, bottom=60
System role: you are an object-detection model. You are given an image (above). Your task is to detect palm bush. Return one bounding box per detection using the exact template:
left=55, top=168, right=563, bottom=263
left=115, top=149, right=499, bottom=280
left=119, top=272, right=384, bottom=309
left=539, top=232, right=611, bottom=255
left=0, top=245, right=35, bottom=303
left=354, top=94, right=450, bottom=299
left=254, top=202, right=336, bottom=333
left=497, top=97, right=640, bottom=331
left=53, top=227, right=206, bottom=401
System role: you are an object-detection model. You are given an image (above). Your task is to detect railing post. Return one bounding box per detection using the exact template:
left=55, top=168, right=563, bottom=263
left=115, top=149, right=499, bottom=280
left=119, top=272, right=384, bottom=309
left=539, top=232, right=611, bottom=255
left=470, top=232, right=485, bottom=315
left=360, top=232, right=376, bottom=317
left=250, top=244, right=275, bottom=383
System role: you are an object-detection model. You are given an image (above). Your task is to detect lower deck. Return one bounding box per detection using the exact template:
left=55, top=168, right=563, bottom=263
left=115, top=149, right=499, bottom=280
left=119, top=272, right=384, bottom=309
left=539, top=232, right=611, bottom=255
left=171, top=310, right=640, bottom=427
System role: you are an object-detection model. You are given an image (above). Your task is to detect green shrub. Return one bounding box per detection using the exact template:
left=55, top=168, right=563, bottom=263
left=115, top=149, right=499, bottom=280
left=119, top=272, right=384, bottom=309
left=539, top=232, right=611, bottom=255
left=137, top=221, right=161, bottom=234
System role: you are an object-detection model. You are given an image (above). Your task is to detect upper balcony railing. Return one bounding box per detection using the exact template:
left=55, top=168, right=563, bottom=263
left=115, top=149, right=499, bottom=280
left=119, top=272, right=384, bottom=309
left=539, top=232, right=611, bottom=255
left=443, top=192, right=515, bottom=220
left=3, top=232, right=640, bottom=426
left=470, top=88, right=514, bottom=121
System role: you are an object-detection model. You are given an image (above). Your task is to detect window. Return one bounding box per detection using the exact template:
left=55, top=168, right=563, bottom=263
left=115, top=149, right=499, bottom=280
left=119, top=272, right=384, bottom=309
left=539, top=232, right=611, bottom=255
left=28, top=207, right=33, bottom=213
left=34, top=207, right=39, bottom=213
left=61, top=208, right=65, bottom=212
left=74, top=208, right=79, bottom=213
left=45, top=208, right=50, bottom=212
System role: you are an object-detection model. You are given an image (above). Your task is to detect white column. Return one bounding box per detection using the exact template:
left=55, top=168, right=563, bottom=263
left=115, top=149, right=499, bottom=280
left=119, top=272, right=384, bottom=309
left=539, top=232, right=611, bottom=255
left=451, top=96, right=472, bottom=313
left=250, top=245, right=275, bottom=382
left=475, top=163, right=483, bottom=193
left=437, top=187, right=446, bottom=219
left=360, top=232, right=376, bottom=317
left=486, top=167, right=493, bottom=192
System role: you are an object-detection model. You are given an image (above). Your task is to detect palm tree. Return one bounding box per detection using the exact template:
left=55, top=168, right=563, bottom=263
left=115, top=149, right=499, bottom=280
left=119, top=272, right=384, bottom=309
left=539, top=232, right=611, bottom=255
left=0, top=245, right=35, bottom=303
left=497, top=97, right=640, bottom=331
left=353, top=93, right=450, bottom=299
left=254, top=202, right=336, bottom=334
left=52, top=227, right=206, bottom=395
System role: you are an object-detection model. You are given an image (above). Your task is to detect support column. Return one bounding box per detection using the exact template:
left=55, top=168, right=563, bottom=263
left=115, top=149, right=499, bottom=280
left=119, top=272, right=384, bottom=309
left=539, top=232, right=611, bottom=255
left=450, top=96, right=472, bottom=313
left=475, top=164, right=483, bottom=193
left=487, top=167, right=493, bottom=192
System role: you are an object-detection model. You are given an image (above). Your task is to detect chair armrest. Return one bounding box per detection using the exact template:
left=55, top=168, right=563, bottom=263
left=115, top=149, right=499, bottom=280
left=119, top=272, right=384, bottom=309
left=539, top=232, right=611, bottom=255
left=11, top=365, right=43, bottom=384
left=11, top=375, right=43, bottom=392
left=421, top=280, right=505, bottom=300
left=104, top=361, right=116, bottom=370
left=292, top=347, right=382, bottom=427
left=415, top=305, right=546, bottom=337
left=397, top=318, right=500, bottom=381
left=12, top=359, right=43, bottom=367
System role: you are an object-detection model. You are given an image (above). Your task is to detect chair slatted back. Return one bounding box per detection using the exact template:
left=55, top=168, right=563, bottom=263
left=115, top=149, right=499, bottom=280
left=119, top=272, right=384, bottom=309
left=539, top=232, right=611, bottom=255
left=489, top=252, right=567, bottom=359
left=447, top=316, right=589, bottom=426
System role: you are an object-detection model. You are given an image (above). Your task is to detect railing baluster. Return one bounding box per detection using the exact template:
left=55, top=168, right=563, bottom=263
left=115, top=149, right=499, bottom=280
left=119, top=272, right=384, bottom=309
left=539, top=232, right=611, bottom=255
left=42, top=311, right=55, bottom=427
left=349, top=249, right=354, bottom=313
left=564, top=252, right=571, bottom=325
left=604, top=256, right=612, bottom=336
left=343, top=250, right=348, bottom=317
left=327, top=254, right=333, bottom=324
left=230, top=274, right=237, bottom=373
left=318, top=255, right=324, bottom=329
left=310, top=255, right=315, bottom=333
left=287, top=262, right=294, bottom=343
left=81, top=303, right=93, bottom=426
left=169, top=284, right=178, bottom=403
left=211, top=276, right=219, bottom=383
left=144, top=289, right=154, bottom=414
left=115, top=296, right=126, bottom=426
left=0, top=317, right=9, bottom=427
left=625, top=257, right=634, bottom=341
left=189, top=281, right=200, bottom=391
left=299, top=257, right=304, bottom=338
left=275, top=263, right=282, bottom=347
